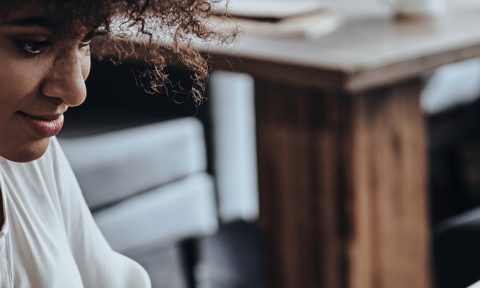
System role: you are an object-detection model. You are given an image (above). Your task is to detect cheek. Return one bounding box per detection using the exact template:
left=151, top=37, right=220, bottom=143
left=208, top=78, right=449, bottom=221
left=0, top=58, right=40, bottom=105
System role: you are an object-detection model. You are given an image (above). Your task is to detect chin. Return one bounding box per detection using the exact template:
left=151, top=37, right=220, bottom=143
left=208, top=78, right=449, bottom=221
left=1, top=138, right=50, bottom=163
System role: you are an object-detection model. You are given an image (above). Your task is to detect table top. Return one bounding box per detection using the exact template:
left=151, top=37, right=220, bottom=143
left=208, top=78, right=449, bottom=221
left=201, top=0, right=480, bottom=92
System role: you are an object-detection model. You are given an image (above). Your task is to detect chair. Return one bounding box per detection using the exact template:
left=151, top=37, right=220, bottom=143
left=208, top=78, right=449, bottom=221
left=60, top=118, right=218, bottom=288
left=59, top=60, right=259, bottom=287
left=60, top=118, right=218, bottom=250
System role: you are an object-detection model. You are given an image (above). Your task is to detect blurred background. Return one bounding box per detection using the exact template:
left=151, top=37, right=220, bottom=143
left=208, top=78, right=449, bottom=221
left=58, top=0, right=480, bottom=287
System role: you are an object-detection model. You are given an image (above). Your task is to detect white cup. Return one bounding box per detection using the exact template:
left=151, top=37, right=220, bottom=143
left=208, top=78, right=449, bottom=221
left=384, top=0, right=446, bottom=18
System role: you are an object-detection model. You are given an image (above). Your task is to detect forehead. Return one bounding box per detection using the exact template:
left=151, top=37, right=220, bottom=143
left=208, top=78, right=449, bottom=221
left=1, top=1, right=49, bottom=18
left=0, top=1, right=100, bottom=34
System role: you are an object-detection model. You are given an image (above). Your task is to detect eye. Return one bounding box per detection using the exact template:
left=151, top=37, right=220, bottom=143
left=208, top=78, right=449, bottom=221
left=79, top=29, right=107, bottom=48
left=79, top=32, right=94, bottom=47
left=17, top=39, right=50, bottom=56
left=79, top=39, right=91, bottom=49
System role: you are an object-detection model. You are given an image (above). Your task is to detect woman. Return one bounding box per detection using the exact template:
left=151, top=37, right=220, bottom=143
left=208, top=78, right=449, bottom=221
left=0, top=0, right=223, bottom=287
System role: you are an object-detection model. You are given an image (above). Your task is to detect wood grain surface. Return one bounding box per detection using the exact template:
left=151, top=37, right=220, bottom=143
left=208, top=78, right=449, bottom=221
left=255, top=79, right=344, bottom=288
left=203, top=0, right=480, bottom=92
left=345, top=80, right=430, bottom=288
left=255, top=78, right=430, bottom=288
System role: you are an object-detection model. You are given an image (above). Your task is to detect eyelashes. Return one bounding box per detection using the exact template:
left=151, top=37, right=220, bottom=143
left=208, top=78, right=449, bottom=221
left=16, top=39, right=51, bottom=56
left=14, top=29, right=108, bottom=57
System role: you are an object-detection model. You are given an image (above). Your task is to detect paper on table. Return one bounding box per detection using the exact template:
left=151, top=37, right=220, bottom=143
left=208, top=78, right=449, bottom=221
left=212, top=0, right=327, bottom=19
left=208, top=11, right=338, bottom=39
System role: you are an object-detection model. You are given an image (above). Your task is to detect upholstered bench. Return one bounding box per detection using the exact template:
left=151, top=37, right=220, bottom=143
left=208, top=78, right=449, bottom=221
left=59, top=118, right=218, bottom=253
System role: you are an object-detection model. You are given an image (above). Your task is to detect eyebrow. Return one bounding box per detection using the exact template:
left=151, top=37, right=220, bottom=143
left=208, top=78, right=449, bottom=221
left=0, top=16, right=53, bottom=29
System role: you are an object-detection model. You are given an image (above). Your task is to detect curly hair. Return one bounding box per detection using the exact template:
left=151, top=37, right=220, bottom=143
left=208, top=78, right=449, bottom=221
left=1, top=0, right=232, bottom=104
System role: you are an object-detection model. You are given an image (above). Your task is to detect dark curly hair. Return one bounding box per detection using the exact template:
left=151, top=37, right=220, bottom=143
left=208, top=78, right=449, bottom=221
left=1, top=0, right=232, bottom=104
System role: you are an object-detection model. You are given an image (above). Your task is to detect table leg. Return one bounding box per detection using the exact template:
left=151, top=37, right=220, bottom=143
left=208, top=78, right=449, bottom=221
left=255, top=79, right=431, bottom=288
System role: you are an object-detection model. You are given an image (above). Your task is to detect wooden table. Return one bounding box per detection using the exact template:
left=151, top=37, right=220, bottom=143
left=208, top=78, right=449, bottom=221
left=101, top=1, right=480, bottom=287
left=201, top=1, right=480, bottom=287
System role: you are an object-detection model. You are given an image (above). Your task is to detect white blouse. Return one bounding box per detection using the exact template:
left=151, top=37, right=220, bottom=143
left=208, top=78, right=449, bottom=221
left=0, top=138, right=151, bottom=288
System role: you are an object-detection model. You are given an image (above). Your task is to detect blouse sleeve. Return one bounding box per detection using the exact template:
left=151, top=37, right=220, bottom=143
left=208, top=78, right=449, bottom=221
left=49, top=138, right=151, bottom=288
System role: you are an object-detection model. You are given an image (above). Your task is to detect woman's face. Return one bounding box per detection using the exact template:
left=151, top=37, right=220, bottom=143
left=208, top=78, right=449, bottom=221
left=0, top=9, right=91, bottom=162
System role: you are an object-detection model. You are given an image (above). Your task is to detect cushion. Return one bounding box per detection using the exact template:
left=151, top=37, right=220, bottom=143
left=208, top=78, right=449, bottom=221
left=59, top=117, right=207, bottom=210
left=94, top=173, right=218, bottom=252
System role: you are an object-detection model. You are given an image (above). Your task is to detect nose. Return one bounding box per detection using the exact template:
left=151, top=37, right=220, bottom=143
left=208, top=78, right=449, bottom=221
left=41, top=46, right=90, bottom=107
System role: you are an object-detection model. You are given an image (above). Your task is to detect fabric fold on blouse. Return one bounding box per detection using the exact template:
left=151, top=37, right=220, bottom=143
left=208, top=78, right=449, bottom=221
left=0, top=137, right=151, bottom=288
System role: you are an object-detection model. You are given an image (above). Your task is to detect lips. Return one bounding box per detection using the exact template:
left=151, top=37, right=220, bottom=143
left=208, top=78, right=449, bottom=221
left=19, top=112, right=65, bottom=138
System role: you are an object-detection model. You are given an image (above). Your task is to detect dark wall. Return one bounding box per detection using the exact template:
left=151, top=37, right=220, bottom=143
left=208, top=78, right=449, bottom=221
left=60, top=58, right=206, bottom=138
